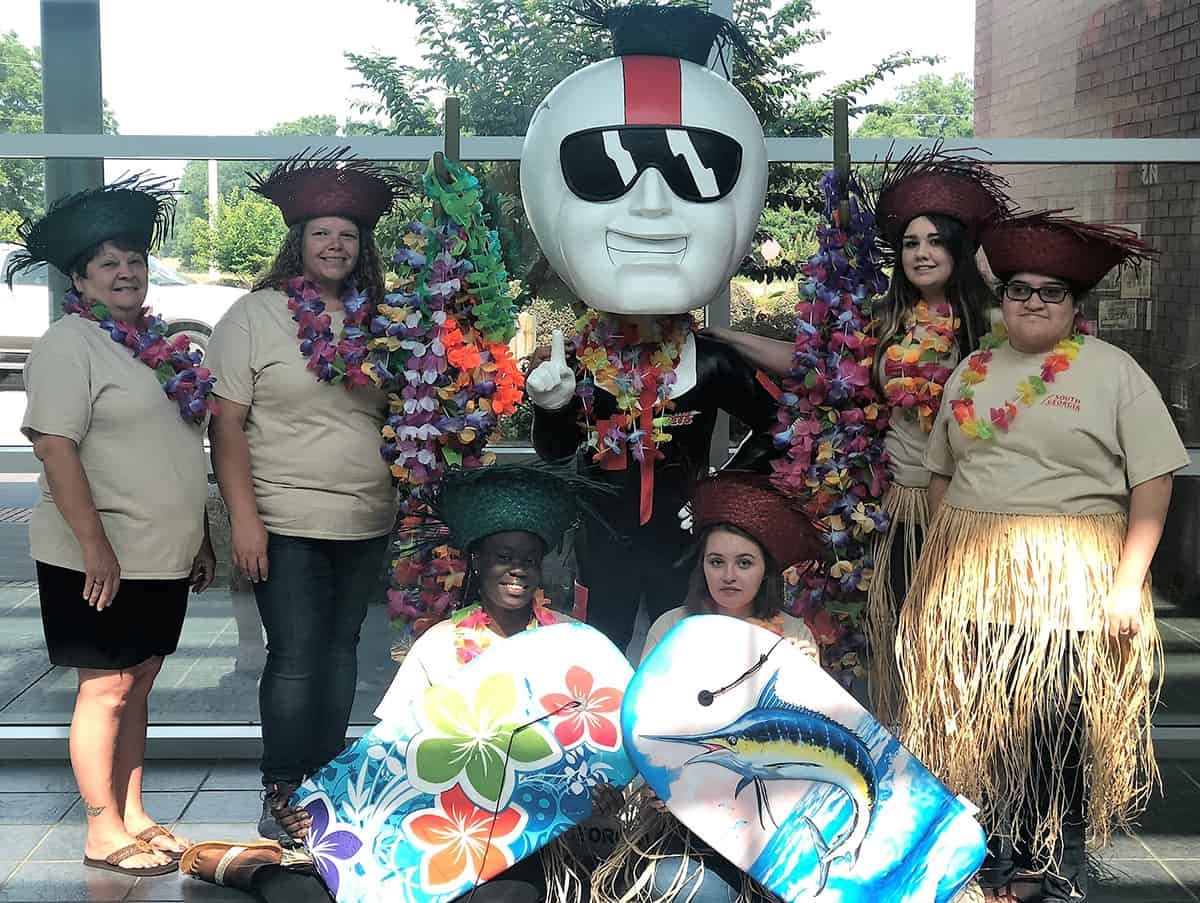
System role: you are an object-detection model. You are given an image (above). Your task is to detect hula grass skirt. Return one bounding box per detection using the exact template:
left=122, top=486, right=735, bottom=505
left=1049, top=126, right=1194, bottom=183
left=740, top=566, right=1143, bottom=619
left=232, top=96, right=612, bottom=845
left=864, top=483, right=929, bottom=724
left=896, top=506, right=1161, bottom=869
left=590, top=795, right=773, bottom=903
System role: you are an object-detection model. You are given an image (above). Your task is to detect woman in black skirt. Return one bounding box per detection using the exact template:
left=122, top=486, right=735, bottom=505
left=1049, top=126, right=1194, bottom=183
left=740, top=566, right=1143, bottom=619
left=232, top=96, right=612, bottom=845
left=7, top=177, right=216, bottom=877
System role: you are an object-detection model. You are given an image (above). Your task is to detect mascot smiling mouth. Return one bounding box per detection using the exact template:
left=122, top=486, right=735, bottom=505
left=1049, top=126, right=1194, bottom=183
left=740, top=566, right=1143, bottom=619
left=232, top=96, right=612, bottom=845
left=605, top=230, right=688, bottom=265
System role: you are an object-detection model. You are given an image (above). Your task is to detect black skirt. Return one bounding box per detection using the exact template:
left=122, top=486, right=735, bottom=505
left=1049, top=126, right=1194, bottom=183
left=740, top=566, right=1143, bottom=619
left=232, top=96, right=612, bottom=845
left=36, top=561, right=189, bottom=670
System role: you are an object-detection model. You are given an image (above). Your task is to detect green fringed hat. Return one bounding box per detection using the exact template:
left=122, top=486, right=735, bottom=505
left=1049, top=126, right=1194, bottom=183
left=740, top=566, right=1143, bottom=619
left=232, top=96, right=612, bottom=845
left=3, top=173, right=177, bottom=286
left=435, top=463, right=603, bottom=554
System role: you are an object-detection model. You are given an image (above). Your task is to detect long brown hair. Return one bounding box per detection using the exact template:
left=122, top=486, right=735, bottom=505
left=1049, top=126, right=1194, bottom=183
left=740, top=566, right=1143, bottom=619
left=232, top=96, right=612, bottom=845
left=870, top=213, right=995, bottom=392
left=684, top=523, right=785, bottom=620
left=253, top=220, right=387, bottom=304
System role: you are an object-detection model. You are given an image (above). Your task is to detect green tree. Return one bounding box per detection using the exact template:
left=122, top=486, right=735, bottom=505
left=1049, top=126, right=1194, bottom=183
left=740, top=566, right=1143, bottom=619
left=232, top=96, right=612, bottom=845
left=345, top=1, right=936, bottom=289
left=190, top=187, right=287, bottom=277
left=0, top=31, right=119, bottom=222
left=0, top=208, right=22, bottom=242
left=855, top=72, right=973, bottom=138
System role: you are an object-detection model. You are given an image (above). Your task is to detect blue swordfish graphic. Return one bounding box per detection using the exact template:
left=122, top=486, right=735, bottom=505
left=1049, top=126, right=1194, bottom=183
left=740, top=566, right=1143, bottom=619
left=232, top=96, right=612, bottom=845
left=643, top=671, right=878, bottom=895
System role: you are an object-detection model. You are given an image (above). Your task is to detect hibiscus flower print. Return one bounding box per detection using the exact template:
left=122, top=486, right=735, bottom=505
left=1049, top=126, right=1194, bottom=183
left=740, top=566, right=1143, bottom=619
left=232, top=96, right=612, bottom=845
left=403, top=785, right=527, bottom=894
left=407, top=673, right=560, bottom=810
left=300, top=795, right=364, bottom=898
left=539, top=666, right=623, bottom=752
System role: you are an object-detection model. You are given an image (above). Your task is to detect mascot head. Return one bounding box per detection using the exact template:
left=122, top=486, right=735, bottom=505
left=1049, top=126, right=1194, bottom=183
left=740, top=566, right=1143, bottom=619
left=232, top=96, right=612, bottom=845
left=521, top=4, right=768, bottom=315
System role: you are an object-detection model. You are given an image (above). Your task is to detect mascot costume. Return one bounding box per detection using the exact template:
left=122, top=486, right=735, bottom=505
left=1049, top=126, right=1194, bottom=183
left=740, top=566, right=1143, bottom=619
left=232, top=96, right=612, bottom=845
left=521, top=4, right=779, bottom=651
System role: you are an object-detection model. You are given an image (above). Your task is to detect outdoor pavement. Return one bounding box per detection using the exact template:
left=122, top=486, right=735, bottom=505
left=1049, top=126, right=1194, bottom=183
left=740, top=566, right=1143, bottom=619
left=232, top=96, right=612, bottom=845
left=0, top=758, right=1197, bottom=902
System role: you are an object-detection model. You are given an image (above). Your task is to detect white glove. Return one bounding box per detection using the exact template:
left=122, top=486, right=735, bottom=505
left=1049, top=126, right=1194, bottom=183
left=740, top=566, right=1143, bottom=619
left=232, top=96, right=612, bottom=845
left=526, top=329, right=577, bottom=411
left=677, top=501, right=694, bottom=532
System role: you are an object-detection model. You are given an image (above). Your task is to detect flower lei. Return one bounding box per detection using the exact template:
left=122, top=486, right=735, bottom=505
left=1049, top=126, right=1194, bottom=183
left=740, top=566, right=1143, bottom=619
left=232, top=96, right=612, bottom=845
left=369, top=158, right=525, bottom=642
left=573, top=310, right=693, bottom=525
left=769, top=170, right=892, bottom=688
left=950, top=323, right=1085, bottom=439
left=286, top=276, right=375, bottom=387
left=62, top=290, right=217, bottom=424
left=453, top=593, right=557, bottom=664
left=882, top=301, right=958, bottom=433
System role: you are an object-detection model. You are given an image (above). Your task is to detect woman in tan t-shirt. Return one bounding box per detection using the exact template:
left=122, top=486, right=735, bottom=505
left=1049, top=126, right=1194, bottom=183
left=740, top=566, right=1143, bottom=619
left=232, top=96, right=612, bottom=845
left=897, top=214, right=1186, bottom=903
left=700, top=147, right=1012, bottom=725
left=206, top=149, right=409, bottom=841
left=594, top=471, right=822, bottom=903
left=8, top=177, right=215, bottom=876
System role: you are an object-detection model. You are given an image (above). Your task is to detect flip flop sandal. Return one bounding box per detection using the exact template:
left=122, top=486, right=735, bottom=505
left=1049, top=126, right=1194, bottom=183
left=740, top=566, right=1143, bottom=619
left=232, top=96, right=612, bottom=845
left=181, top=839, right=282, bottom=887
left=134, top=824, right=187, bottom=861
left=83, top=840, right=178, bottom=877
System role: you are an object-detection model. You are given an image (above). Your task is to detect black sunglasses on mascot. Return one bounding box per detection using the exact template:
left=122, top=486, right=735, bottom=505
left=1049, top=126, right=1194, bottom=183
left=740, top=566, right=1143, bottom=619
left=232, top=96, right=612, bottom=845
left=560, top=126, right=743, bottom=204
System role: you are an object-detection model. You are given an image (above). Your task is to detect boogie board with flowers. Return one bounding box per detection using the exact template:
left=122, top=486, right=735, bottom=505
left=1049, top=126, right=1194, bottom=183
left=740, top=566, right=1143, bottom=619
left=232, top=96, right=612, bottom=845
left=291, top=622, right=636, bottom=903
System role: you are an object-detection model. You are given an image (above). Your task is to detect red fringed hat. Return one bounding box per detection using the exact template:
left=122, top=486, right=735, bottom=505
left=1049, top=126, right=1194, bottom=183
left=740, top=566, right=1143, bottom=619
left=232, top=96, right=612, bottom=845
left=981, top=211, right=1157, bottom=293
left=249, top=146, right=409, bottom=230
left=874, top=142, right=1012, bottom=252
left=692, top=471, right=825, bottom=570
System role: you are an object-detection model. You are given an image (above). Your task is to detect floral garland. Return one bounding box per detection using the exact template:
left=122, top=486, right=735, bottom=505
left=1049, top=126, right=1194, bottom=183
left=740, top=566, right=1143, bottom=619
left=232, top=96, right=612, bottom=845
left=573, top=310, right=693, bottom=525
left=366, top=158, right=525, bottom=642
left=286, top=276, right=375, bottom=387
left=62, top=290, right=217, bottom=424
left=950, top=325, right=1085, bottom=439
left=452, top=593, right=557, bottom=664
left=769, top=170, right=892, bottom=688
left=882, top=301, right=958, bottom=433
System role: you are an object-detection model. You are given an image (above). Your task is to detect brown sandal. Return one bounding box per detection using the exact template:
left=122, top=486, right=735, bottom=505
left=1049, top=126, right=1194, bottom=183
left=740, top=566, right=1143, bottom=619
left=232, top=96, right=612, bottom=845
left=181, top=840, right=282, bottom=889
left=83, top=840, right=177, bottom=877
left=134, top=824, right=187, bottom=861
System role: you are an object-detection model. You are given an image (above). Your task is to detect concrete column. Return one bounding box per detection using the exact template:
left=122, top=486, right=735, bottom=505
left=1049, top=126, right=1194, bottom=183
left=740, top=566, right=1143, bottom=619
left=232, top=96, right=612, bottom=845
left=40, top=0, right=104, bottom=318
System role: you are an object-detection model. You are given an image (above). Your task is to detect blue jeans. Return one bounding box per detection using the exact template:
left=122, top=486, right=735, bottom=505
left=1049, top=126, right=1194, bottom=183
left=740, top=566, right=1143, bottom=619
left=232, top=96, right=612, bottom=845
left=253, top=532, right=389, bottom=785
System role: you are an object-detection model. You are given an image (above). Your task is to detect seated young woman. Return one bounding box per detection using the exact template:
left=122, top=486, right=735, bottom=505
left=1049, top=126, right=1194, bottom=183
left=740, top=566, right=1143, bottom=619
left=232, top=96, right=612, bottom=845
left=594, top=470, right=824, bottom=903
left=183, top=464, right=618, bottom=903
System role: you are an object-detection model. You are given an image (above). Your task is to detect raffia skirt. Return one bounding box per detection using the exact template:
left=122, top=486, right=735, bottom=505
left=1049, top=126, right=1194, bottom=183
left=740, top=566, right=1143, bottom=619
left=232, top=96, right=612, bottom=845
left=864, top=483, right=929, bottom=724
left=895, top=505, right=1161, bottom=869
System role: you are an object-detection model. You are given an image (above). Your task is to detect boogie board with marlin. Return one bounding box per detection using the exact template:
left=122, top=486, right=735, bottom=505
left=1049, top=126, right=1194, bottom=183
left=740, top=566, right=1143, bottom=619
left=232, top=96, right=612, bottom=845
left=625, top=614, right=985, bottom=903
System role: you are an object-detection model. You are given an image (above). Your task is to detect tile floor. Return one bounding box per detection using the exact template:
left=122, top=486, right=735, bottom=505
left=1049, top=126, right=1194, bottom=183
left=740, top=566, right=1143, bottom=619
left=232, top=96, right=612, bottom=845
left=0, top=758, right=1197, bottom=901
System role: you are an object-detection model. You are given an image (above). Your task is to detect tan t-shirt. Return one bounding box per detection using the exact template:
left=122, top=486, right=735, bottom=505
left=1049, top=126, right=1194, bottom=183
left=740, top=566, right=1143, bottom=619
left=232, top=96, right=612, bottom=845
left=205, top=289, right=397, bottom=539
left=21, top=315, right=207, bottom=578
left=925, top=336, right=1189, bottom=515
left=641, top=606, right=817, bottom=663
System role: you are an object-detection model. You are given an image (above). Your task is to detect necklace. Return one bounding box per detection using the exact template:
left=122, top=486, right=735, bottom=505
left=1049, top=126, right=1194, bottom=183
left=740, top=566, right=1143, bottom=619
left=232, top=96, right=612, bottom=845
left=452, top=592, right=557, bottom=664
left=62, top=290, right=216, bottom=424
left=950, top=328, right=1084, bottom=439
left=882, top=301, right=958, bottom=433
left=573, top=310, right=693, bottom=526
left=285, top=276, right=374, bottom=387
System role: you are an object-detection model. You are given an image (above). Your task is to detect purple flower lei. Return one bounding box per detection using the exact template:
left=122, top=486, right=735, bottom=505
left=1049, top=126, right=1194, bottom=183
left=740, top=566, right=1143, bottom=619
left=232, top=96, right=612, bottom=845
left=285, top=276, right=376, bottom=387
left=62, top=290, right=217, bottom=424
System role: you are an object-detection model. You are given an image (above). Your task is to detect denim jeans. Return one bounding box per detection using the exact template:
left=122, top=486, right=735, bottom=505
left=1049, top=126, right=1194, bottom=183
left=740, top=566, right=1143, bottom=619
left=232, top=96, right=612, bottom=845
left=253, top=531, right=389, bottom=785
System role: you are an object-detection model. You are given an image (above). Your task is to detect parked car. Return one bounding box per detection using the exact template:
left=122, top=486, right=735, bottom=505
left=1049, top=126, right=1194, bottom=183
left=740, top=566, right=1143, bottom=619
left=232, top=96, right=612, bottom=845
left=0, top=242, right=245, bottom=385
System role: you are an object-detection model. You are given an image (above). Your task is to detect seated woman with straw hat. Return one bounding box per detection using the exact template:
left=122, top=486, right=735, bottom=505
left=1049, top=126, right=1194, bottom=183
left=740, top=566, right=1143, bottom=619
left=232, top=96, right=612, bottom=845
left=897, top=212, right=1186, bottom=903
left=182, top=463, right=619, bottom=903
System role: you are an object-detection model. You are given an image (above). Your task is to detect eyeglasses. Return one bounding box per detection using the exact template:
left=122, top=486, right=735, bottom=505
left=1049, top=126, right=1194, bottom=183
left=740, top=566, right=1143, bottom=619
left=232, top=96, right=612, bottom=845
left=559, top=126, right=743, bottom=204
left=1001, top=282, right=1073, bottom=305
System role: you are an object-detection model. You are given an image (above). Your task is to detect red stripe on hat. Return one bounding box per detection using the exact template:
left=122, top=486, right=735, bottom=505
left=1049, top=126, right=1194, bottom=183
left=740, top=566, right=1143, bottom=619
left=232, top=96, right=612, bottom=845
left=622, top=55, right=682, bottom=125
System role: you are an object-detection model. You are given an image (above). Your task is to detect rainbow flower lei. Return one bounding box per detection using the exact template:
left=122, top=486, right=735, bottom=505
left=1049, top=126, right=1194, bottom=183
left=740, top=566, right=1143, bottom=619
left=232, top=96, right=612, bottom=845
left=882, top=301, right=958, bottom=433
left=950, top=324, right=1085, bottom=439
left=769, top=170, right=892, bottom=687
left=366, top=158, right=525, bottom=640
left=453, top=593, right=556, bottom=664
left=62, top=290, right=217, bottom=424
left=286, top=276, right=375, bottom=387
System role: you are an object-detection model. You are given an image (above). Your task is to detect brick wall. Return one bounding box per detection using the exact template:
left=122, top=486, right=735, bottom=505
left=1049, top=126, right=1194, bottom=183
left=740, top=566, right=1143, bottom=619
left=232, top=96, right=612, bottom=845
left=976, top=0, right=1200, bottom=440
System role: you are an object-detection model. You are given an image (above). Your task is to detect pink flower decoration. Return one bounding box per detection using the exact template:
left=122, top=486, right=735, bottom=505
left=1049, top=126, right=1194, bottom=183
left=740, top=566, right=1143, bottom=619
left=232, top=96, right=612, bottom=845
left=539, top=666, right=623, bottom=751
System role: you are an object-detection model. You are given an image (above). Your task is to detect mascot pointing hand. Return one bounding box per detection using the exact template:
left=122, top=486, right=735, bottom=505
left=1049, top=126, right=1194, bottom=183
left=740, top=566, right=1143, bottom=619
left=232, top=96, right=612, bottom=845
left=521, top=4, right=780, bottom=651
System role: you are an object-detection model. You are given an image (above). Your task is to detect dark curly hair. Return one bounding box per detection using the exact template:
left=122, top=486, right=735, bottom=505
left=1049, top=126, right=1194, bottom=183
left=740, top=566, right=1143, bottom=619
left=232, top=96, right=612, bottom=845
left=253, top=220, right=387, bottom=303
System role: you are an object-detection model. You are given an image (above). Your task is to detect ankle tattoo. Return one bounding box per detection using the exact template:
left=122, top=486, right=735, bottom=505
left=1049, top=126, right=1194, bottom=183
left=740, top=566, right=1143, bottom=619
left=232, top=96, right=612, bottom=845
left=84, top=802, right=105, bottom=817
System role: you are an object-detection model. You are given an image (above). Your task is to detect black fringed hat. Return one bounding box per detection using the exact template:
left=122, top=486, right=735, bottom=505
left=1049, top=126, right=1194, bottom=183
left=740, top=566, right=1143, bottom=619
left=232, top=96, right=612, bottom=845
left=873, top=141, right=1012, bottom=254
left=574, top=1, right=760, bottom=73
left=4, top=173, right=177, bottom=286
left=981, top=210, right=1157, bottom=294
left=249, top=146, right=410, bottom=230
